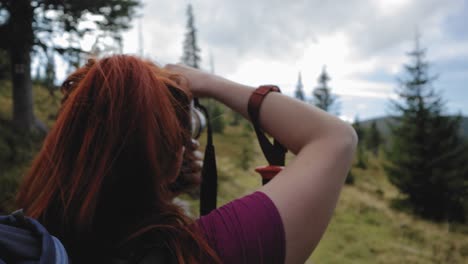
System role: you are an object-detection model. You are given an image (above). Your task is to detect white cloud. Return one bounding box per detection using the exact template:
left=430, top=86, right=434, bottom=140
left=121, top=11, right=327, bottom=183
left=339, top=115, right=354, bottom=123
left=357, top=103, right=368, bottom=110
left=119, top=0, right=468, bottom=119
left=374, top=0, right=412, bottom=16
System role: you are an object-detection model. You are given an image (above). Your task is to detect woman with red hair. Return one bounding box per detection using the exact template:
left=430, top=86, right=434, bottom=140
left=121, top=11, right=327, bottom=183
left=16, top=55, right=357, bottom=263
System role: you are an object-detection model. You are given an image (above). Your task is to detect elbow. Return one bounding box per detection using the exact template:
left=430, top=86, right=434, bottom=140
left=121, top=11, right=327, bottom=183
left=329, top=122, right=358, bottom=158
left=343, top=123, right=358, bottom=155
left=345, top=123, right=358, bottom=151
left=296, top=120, right=358, bottom=157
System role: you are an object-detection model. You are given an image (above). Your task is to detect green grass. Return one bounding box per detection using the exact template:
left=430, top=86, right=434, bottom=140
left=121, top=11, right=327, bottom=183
left=308, top=155, right=468, bottom=264
left=0, top=81, right=467, bottom=263
left=0, top=81, right=60, bottom=212
left=194, top=110, right=468, bottom=264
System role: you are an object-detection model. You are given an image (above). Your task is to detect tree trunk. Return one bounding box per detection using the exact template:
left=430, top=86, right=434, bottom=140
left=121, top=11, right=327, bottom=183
left=9, top=0, right=35, bottom=131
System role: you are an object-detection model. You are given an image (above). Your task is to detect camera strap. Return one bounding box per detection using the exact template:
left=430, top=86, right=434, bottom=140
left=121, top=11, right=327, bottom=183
left=198, top=85, right=287, bottom=216
left=195, top=98, right=218, bottom=217
left=247, top=85, right=287, bottom=185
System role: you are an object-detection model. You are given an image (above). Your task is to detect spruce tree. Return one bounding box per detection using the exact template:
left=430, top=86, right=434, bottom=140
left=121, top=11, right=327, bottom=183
left=0, top=50, right=9, bottom=80
left=353, top=117, right=367, bottom=169
left=312, top=66, right=339, bottom=114
left=43, top=51, right=56, bottom=95
left=181, top=4, right=226, bottom=133
left=294, top=71, right=305, bottom=101
left=365, top=121, right=382, bottom=156
left=230, top=111, right=242, bottom=126
left=210, top=104, right=225, bottom=134
left=181, top=4, right=201, bottom=68
left=0, top=0, right=140, bottom=131
left=385, top=36, right=468, bottom=222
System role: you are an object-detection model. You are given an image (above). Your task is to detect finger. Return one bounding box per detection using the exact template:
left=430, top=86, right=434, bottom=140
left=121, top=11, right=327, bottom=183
left=193, top=150, right=203, bottom=160
left=191, top=171, right=202, bottom=184
left=191, top=138, right=200, bottom=148
left=195, top=160, right=203, bottom=170
left=164, top=64, right=184, bottom=74
left=163, top=63, right=175, bottom=70
left=164, top=63, right=190, bottom=71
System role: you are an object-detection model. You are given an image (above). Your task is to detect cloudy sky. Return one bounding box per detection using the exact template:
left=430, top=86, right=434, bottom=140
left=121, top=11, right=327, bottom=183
left=120, top=0, right=468, bottom=121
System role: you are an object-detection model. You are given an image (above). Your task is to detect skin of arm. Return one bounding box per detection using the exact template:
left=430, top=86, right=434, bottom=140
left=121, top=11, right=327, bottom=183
left=165, top=64, right=358, bottom=264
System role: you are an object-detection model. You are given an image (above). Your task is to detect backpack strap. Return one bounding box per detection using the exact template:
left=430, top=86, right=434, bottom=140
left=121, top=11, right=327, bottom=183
left=0, top=209, right=69, bottom=264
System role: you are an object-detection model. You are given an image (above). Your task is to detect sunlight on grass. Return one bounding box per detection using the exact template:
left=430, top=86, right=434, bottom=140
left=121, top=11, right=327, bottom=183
left=0, top=83, right=466, bottom=263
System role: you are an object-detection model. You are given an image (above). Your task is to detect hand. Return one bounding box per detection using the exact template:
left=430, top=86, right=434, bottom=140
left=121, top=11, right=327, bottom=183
left=169, top=139, right=204, bottom=196
left=164, top=63, right=226, bottom=98
left=181, top=139, right=203, bottom=185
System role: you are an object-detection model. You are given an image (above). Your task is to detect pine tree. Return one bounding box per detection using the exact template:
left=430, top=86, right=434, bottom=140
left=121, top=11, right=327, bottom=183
left=365, top=121, right=382, bottom=156
left=385, top=36, right=468, bottom=222
left=181, top=4, right=201, bottom=68
left=353, top=117, right=367, bottom=169
left=294, top=71, right=305, bottom=101
left=230, top=111, right=242, bottom=126
left=180, top=5, right=226, bottom=134
left=0, top=49, right=9, bottom=80
left=43, top=51, right=56, bottom=95
left=210, top=104, right=225, bottom=134
left=312, top=66, right=339, bottom=114
left=0, top=0, right=140, bottom=131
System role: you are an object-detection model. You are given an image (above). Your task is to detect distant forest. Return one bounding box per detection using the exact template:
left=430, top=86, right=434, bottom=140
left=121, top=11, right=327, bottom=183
left=361, top=116, right=468, bottom=139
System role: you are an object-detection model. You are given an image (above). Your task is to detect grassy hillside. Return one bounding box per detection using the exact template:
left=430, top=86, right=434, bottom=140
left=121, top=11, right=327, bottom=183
left=195, top=117, right=468, bottom=263
left=0, top=82, right=466, bottom=263
left=308, top=155, right=468, bottom=264
left=0, top=81, right=61, bottom=212
left=195, top=111, right=468, bottom=263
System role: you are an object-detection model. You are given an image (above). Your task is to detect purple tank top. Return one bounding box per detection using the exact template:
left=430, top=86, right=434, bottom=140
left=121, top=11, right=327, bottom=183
left=196, top=191, right=285, bottom=264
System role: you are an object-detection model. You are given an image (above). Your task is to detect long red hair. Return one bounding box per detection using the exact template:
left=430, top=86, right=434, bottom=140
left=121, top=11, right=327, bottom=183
left=16, top=55, right=220, bottom=263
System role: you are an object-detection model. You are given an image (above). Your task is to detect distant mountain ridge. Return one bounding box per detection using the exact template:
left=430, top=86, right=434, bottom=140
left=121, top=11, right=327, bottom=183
left=361, top=116, right=468, bottom=138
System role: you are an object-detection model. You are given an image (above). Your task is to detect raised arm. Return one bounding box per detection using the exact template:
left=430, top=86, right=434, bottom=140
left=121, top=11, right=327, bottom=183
left=165, top=64, right=357, bottom=263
